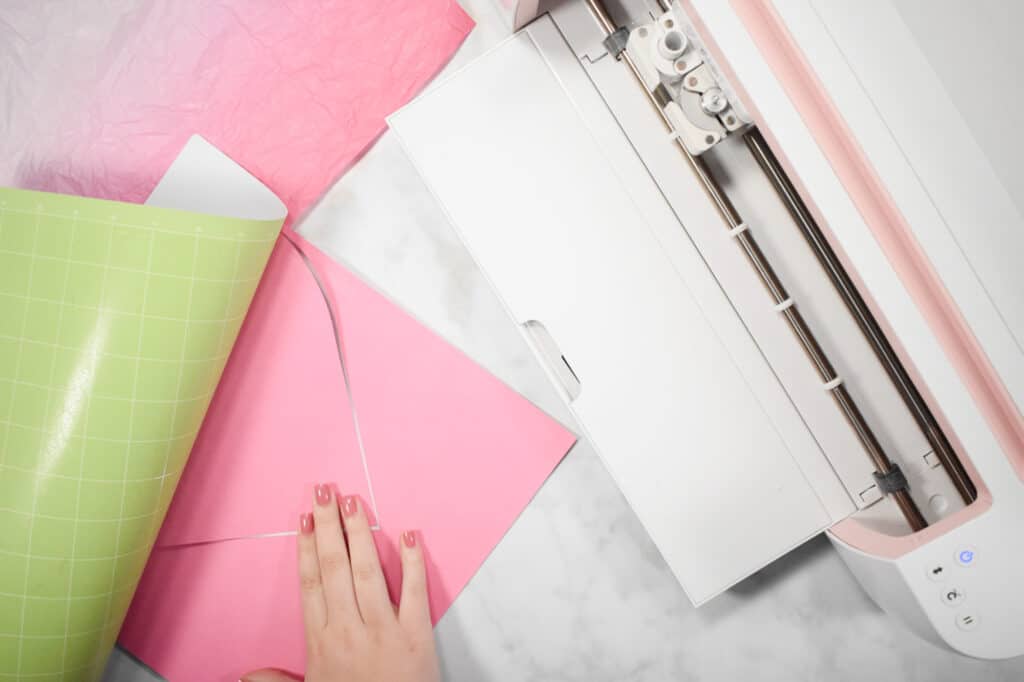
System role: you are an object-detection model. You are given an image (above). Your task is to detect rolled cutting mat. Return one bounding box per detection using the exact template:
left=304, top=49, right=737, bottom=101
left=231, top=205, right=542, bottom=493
left=0, top=137, right=285, bottom=681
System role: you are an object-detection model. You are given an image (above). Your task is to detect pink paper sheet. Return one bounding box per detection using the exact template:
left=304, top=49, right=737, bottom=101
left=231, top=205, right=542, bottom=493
left=120, top=243, right=575, bottom=681
left=155, top=239, right=576, bottom=555
left=153, top=240, right=368, bottom=547
left=2, top=1, right=577, bottom=678
left=121, top=536, right=308, bottom=682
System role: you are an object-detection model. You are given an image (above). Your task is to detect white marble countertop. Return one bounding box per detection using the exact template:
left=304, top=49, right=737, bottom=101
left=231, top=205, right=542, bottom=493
left=106, top=1, right=1024, bottom=680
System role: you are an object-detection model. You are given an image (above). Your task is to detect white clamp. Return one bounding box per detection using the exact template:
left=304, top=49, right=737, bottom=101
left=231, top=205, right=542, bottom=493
left=773, top=297, right=794, bottom=312
left=727, top=222, right=749, bottom=237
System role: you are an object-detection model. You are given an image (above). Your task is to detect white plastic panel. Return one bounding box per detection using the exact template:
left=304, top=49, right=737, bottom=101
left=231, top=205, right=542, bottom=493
left=687, top=0, right=1017, bottom=491
left=543, top=0, right=956, bottom=524
left=836, top=488, right=1024, bottom=659
left=895, top=0, right=1024, bottom=214
left=391, top=19, right=839, bottom=604
left=775, top=0, right=1024, bottom=424
left=538, top=0, right=855, bottom=526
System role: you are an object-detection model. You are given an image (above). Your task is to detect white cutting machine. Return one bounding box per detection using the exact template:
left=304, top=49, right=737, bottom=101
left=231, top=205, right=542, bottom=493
left=389, top=0, right=1024, bottom=659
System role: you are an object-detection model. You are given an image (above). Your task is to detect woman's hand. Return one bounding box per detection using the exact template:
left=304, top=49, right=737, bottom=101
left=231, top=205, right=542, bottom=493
left=242, top=484, right=440, bottom=682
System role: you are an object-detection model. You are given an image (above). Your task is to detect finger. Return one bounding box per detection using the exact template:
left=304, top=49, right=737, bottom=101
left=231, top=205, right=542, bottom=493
left=240, top=669, right=303, bottom=682
left=398, top=530, right=432, bottom=636
left=297, top=513, right=327, bottom=633
left=339, top=495, right=392, bottom=625
left=312, top=483, right=357, bottom=621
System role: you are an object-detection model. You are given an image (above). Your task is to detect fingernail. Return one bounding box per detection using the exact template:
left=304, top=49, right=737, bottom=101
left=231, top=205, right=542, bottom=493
left=314, top=483, right=332, bottom=506
left=299, top=513, right=314, bottom=535
left=342, top=495, right=358, bottom=518
left=402, top=530, right=418, bottom=548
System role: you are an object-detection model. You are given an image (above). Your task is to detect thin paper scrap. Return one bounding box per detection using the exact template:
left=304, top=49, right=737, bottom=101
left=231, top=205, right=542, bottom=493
left=150, top=239, right=369, bottom=547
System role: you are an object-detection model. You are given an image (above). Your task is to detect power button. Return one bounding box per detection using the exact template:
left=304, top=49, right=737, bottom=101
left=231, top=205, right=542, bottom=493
left=955, top=548, right=977, bottom=567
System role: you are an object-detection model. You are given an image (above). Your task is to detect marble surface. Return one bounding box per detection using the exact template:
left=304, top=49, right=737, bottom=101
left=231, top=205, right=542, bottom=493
left=105, top=1, right=1024, bottom=680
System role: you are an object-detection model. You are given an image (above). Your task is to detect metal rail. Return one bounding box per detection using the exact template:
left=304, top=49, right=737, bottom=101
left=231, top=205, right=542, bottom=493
left=744, top=129, right=975, bottom=504
left=583, top=0, right=929, bottom=530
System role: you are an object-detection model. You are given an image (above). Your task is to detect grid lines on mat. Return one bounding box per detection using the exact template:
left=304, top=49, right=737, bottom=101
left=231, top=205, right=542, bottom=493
left=0, top=192, right=278, bottom=681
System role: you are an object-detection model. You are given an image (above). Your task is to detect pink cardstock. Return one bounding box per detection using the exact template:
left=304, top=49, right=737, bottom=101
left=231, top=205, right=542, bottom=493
left=153, top=240, right=368, bottom=547
left=120, top=535, right=309, bottom=682
left=155, top=238, right=576, bottom=555
left=2, top=1, right=577, bottom=679
left=120, top=240, right=576, bottom=680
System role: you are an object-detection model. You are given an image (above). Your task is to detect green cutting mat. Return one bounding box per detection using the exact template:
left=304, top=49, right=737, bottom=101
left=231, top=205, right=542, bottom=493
left=0, top=188, right=281, bottom=681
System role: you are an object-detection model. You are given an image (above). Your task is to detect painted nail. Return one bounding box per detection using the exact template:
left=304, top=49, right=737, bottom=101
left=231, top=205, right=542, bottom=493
left=402, top=530, right=418, bottom=548
left=299, top=513, right=314, bottom=535
left=342, top=495, right=358, bottom=518
left=314, top=483, right=332, bottom=506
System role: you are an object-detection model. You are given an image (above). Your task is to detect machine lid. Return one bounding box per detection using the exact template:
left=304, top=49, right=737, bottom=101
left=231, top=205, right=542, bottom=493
left=390, top=18, right=853, bottom=604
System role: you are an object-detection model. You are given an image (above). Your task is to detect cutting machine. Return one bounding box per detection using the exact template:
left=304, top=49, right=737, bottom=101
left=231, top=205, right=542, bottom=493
left=389, top=0, right=1024, bottom=658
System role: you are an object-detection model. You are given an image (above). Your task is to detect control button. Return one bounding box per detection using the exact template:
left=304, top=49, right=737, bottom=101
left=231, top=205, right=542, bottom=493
left=942, top=587, right=966, bottom=607
left=955, top=612, right=980, bottom=632
left=928, top=494, right=949, bottom=514
left=955, top=548, right=977, bottom=567
left=925, top=563, right=948, bottom=582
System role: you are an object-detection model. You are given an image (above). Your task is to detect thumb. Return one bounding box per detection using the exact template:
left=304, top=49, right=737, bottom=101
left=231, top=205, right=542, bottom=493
left=240, top=669, right=303, bottom=682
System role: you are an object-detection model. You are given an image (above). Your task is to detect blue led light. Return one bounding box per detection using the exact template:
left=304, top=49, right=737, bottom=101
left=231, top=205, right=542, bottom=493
left=958, top=550, right=975, bottom=565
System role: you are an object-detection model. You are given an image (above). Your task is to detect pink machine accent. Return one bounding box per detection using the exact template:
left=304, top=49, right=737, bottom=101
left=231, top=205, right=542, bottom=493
left=680, top=0, right=1009, bottom=558
left=723, top=0, right=1024, bottom=495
